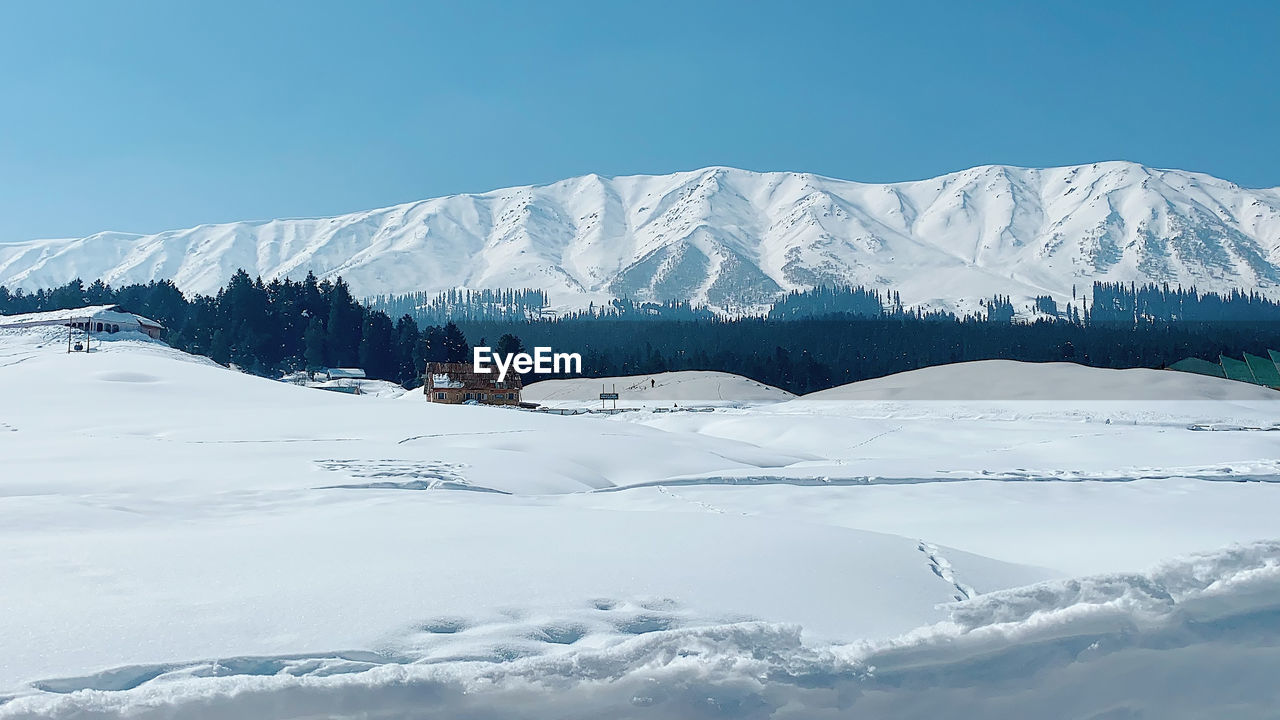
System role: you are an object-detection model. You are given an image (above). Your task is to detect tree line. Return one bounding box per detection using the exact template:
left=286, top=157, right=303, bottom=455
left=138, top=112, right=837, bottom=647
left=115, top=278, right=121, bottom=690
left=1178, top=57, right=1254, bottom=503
left=0, top=272, right=480, bottom=387
left=2, top=275, right=1279, bottom=394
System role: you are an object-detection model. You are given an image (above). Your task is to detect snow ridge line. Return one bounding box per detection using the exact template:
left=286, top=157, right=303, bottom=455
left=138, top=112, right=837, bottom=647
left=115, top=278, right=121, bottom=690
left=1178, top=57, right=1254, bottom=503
left=595, top=467, right=1280, bottom=492
left=918, top=541, right=977, bottom=601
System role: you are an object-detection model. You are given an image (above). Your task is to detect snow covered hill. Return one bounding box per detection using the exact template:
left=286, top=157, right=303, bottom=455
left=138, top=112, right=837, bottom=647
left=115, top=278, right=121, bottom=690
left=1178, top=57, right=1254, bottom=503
left=799, top=358, right=1280, bottom=402
left=522, top=370, right=794, bottom=409
left=2, top=162, right=1279, bottom=315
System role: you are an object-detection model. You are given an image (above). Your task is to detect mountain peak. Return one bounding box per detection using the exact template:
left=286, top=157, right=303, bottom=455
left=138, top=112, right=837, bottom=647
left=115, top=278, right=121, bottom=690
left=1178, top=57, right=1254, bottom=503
left=3, top=163, right=1278, bottom=315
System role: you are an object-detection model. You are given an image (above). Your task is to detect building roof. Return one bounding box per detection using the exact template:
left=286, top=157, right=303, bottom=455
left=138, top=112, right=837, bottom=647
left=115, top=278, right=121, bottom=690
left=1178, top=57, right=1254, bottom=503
left=325, top=368, right=367, bottom=379
left=425, top=361, right=523, bottom=389
left=430, top=373, right=464, bottom=388
left=0, top=304, right=119, bottom=325
left=0, top=304, right=165, bottom=330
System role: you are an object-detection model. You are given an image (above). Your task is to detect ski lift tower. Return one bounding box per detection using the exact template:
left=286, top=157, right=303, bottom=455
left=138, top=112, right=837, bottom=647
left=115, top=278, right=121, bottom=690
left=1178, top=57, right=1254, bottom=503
left=67, top=317, right=90, bottom=353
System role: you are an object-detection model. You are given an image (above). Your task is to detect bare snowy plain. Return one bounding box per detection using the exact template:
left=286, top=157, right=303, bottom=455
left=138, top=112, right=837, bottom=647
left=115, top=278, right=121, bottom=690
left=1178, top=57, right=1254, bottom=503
left=2, top=328, right=1280, bottom=719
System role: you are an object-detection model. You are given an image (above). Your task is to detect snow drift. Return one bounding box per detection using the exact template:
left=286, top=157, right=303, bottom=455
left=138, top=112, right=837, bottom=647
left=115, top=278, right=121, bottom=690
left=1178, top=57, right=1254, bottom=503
left=4, top=542, right=1277, bottom=719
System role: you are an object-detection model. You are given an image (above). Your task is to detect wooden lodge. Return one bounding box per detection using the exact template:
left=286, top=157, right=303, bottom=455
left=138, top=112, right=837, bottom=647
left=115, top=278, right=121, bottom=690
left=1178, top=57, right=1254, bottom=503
left=424, top=362, right=522, bottom=405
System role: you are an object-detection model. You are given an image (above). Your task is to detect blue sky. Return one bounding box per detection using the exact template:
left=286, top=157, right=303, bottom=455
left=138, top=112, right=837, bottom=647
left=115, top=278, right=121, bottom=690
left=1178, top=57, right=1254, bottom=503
left=0, top=0, right=1276, bottom=241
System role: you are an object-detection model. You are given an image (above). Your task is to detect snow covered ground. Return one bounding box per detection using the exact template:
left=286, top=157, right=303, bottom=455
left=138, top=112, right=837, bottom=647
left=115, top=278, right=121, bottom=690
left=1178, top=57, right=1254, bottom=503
left=522, top=370, right=795, bottom=409
left=304, top=377, right=408, bottom=398
left=2, top=328, right=1279, bottom=718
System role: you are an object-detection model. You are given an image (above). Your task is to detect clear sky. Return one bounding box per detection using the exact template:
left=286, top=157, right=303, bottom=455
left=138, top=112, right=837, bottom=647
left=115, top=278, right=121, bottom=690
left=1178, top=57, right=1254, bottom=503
left=1, top=0, right=1276, bottom=242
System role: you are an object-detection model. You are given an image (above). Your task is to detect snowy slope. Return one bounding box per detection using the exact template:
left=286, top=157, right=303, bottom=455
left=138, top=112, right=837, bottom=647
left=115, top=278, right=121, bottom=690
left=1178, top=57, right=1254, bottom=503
left=800, top=358, right=1280, bottom=401
left=3, top=331, right=1280, bottom=718
left=619, top=361, right=1280, bottom=519
left=2, top=162, right=1279, bottom=315
left=522, top=370, right=794, bottom=408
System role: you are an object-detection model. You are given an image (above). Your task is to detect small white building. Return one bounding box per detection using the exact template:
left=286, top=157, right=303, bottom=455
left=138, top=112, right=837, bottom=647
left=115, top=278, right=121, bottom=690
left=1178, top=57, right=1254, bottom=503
left=0, top=305, right=165, bottom=339
left=306, top=368, right=368, bottom=395
left=324, top=368, right=366, bottom=382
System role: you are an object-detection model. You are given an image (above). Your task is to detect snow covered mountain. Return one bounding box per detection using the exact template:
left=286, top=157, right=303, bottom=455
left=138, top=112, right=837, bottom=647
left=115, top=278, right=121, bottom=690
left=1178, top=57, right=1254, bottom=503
left=3, top=161, right=1279, bottom=315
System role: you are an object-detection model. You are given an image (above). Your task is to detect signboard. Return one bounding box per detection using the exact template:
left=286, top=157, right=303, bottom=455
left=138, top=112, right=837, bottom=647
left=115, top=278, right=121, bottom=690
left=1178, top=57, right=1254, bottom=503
left=599, top=392, right=620, bottom=400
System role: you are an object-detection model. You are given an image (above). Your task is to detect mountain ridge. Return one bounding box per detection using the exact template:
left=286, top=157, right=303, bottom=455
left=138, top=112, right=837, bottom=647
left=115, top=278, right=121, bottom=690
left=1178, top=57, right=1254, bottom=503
left=3, top=161, right=1279, bottom=316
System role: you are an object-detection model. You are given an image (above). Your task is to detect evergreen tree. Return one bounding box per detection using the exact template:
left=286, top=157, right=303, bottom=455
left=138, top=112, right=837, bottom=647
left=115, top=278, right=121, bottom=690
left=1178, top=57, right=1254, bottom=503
left=440, top=321, right=470, bottom=362
left=358, top=311, right=395, bottom=379
left=325, top=278, right=363, bottom=366
left=496, top=333, right=525, bottom=357
left=303, top=316, right=326, bottom=369
left=48, top=279, right=87, bottom=309
left=210, top=329, right=230, bottom=366
left=393, top=315, right=423, bottom=387
left=86, top=279, right=112, bottom=305
left=219, top=270, right=270, bottom=364
left=421, top=325, right=448, bottom=363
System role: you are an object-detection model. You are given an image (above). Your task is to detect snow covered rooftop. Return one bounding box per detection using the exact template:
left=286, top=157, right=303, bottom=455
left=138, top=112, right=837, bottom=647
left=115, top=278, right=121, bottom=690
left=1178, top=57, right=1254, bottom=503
left=0, top=304, right=164, bottom=329
left=430, top=372, right=463, bottom=388
left=0, top=304, right=118, bottom=324
left=325, top=367, right=366, bottom=380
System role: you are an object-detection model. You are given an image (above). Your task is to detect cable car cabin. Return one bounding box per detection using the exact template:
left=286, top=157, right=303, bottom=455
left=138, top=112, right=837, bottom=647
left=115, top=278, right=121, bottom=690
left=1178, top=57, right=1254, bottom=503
left=424, top=362, right=522, bottom=405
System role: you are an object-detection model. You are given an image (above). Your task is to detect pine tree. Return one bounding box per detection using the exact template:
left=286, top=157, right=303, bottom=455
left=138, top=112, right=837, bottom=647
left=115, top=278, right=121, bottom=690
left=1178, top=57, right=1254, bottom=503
left=358, top=311, right=395, bottom=379
left=86, top=279, right=112, bottom=305
left=422, top=325, right=448, bottom=363
left=303, top=316, right=326, bottom=369
left=496, top=333, right=525, bottom=357
left=393, top=315, right=423, bottom=387
left=441, top=321, right=470, bottom=362
left=210, top=329, right=230, bottom=366
left=325, top=278, right=362, bottom=366
left=48, top=279, right=87, bottom=309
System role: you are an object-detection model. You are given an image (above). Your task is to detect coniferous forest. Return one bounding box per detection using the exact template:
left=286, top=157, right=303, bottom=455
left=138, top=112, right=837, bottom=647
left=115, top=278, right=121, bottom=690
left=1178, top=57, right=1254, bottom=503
left=3, top=272, right=1280, bottom=395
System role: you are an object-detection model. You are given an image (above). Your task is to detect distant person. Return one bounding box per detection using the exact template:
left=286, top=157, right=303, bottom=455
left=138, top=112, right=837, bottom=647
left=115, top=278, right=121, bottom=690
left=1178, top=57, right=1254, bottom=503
left=650, top=378, right=655, bottom=389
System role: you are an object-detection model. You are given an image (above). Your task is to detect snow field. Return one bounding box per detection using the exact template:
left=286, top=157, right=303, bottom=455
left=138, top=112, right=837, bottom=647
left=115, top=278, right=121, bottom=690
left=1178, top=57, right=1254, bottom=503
left=521, top=370, right=795, bottom=409
left=2, top=327, right=1280, bottom=717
